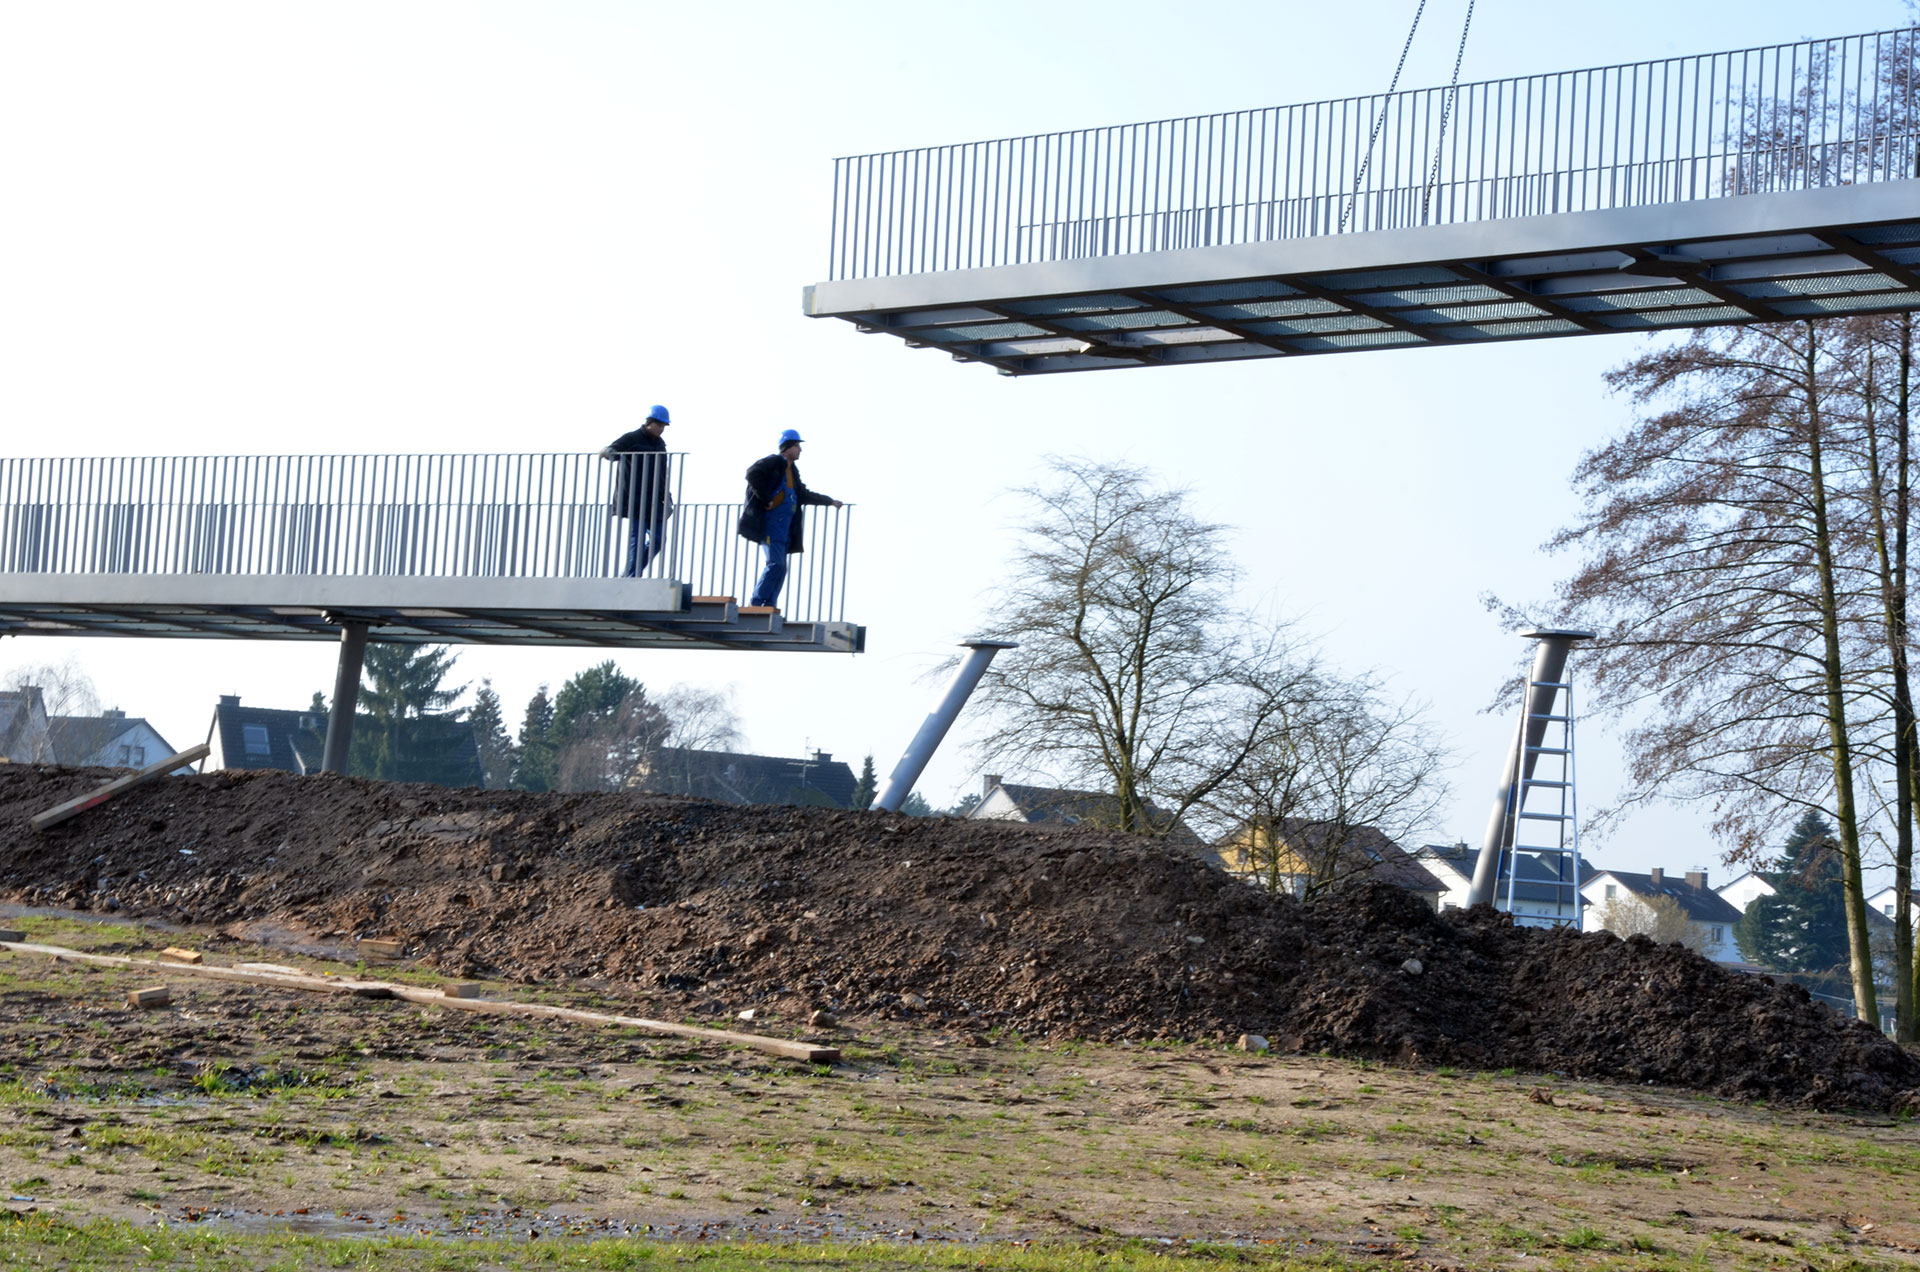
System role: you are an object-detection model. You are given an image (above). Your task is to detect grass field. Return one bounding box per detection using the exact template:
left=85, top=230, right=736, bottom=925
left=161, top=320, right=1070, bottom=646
left=1, top=912, right=1916, bottom=1270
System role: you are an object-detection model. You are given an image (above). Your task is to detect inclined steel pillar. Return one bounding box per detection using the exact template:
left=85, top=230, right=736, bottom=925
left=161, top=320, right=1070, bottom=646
left=875, top=638, right=1017, bottom=813
left=321, top=620, right=370, bottom=775
left=1466, top=627, right=1595, bottom=908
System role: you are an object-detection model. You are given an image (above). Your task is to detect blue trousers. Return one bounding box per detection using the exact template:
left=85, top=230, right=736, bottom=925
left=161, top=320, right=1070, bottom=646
left=750, top=539, right=789, bottom=607
left=623, top=511, right=665, bottom=577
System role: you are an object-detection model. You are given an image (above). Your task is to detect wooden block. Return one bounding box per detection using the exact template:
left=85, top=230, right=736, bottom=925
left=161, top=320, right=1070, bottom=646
left=690, top=596, right=737, bottom=604
left=127, top=985, right=171, bottom=1009
left=358, top=939, right=405, bottom=962
left=159, top=947, right=202, bottom=965
left=441, top=982, right=483, bottom=999
left=0, top=929, right=25, bottom=944
left=738, top=605, right=778, bottom=615
left=30, top=743, right=211, bottom=832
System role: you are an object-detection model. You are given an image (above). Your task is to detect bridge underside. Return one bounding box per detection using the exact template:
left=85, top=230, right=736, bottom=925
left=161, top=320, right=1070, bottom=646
left=0, top=577, right=865, bottom=654
left=806, top=183, right=1920, bottom=376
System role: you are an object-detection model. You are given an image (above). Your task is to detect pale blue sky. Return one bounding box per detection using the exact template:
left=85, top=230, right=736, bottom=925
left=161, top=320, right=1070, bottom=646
left=1, top=1, right=1912, bottom=880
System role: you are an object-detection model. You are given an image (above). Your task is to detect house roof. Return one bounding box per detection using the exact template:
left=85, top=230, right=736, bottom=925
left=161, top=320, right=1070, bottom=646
left=1417, top=842, right=1585, bottom=905
left=980, top=782, right=1206, bottom=844
left=0, top=687, right=50, bottom=762
left=638, top=747, right=858, bottom=808
left=212, top=699, right=327, bottom=774
left=1589, top=870, right=1744, bottom=925
left=1247, top=819, right=1446, bottom=894
left=47, top=714, right=170, bottom=766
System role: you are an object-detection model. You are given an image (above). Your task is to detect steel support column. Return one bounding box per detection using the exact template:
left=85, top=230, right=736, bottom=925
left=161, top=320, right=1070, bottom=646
left=321, top=620, right=369, bottom=775
left=1466, top=627, right=1594, bottom=908
left=875, top=638, right=1017, bottom=813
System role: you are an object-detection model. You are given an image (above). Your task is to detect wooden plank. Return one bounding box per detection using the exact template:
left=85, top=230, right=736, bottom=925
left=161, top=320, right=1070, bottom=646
left=689, top=596, right=737, bottom=604
left=2, top=942, right=391, bottom=998
left=159, top=947, right=202, bottom=965
left=127, top=986, right=171, bottom=1009
left=29, top=743, right=212, bottom=832
left=382, top=985, right=841, bottom=1063
left=358, top=939, right=405, bottom=961
left=738, top=605, right=778, bottom=615
left=0, top=929, right=25, bottom=944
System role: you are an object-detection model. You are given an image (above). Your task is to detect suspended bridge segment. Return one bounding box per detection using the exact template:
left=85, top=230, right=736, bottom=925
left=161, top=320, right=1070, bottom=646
left=0, top=454, right=862, bottom=656
left=805, top=28, right=1920, bottom=375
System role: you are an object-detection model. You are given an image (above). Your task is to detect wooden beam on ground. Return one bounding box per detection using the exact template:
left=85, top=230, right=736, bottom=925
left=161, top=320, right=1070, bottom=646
left=0, top=939, right=840, bottom=1064
left=382, top=985, right=841, bottom=1063
left=28, top=743, right=212, bottom=832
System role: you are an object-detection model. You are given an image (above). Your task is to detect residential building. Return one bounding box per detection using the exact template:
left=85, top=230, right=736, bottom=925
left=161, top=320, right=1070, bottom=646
left=1866, top=885, right=1920, bottom=934
left=207, top=696, right=327, bottom=774
left=48, top=709, right=179, bottom=770
left=0, top=687, right=52, bottom=763
left=1580, top=867, right=1746, bottom=963
left=634, top=747, right=857, bottom=808
left=969, top=776, right=1222, bottom=864
left=1716, top=869, right=1777, bottom=915
left=1218, top=818, right=1444, bottom=908
left=1415, top=842, right=1588, bottom=927
left=206, top=694, right=482, bottom=786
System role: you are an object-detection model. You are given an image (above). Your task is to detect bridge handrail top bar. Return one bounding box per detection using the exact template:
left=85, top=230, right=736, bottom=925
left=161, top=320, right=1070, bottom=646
left=0, top=450, right=690, bottom=462
left=832, top=24, right=1920, bottom=163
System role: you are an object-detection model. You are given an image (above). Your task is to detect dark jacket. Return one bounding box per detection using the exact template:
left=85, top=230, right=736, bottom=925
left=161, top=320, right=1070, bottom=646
left=603, top=428, right=669, bottom=518
left=737, top=453, right=835, bottom=552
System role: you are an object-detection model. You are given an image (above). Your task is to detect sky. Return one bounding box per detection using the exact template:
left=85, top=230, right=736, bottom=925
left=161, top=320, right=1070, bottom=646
left=2, top=0, right=1914, bottom=883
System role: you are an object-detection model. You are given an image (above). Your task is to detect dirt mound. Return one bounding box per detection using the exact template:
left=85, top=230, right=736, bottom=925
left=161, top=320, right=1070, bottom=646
left=2, top=764, right=1915, bottom=1111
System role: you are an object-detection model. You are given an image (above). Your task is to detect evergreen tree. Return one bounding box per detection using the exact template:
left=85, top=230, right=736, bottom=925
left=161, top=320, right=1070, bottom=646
left=852, top=755, right=877, bottom=811
left=548, top=661, right=667, bottom=792
left=901, top=792, right=933, bottom=817
left=348, top=644, right=474, bottom=785
left=514, top=686, right=557, bottom=792
left=1734, top=810, right=1851, bottom=974
left=945, top=791, right=982, bottom=817
left=309, top=691, right=327, bottom=715
left=468, top=678, right=516, bottom=791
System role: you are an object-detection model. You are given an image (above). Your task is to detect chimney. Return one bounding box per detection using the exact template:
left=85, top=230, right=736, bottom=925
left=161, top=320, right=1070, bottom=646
left=811, top=750, right=832, bottom=763
left=1685, top=869, right=1707, bottom=890
left=983, top=773, right=1003, bottom=798
left=219, top=694, right=240, bottom=707
left=104, top=708, right=125, bottom=719
left=1649, top=867, right=1664, bottom=887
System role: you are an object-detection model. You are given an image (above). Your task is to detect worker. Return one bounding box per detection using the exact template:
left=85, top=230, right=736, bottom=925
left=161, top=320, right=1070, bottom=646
left=601, top=405, right=674, bottom=577
left=738, top=428, right=843, bottom=609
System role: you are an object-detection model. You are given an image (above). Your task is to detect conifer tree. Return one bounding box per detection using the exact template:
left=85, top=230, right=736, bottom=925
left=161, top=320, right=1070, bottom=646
left=514, top=686, right=557, bottom=792
left=468, top=679, right=516, bottom=790
left=852, top=755, right=877, bottom=811
left=1733, top=810, right=1850, bottom=975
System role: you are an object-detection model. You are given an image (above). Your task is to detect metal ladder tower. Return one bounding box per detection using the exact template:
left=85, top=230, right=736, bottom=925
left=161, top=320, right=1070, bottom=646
left=1466, top=628, right=1594, bottom=924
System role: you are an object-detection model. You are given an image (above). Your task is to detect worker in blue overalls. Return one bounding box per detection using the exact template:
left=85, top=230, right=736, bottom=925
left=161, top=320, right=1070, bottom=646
left=738, top=429, right=843, bottom=610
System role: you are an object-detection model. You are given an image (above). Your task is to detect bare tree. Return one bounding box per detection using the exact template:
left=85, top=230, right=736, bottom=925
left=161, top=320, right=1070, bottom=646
left=1521, top=321, right=1892, bottom=1023
left=1223, top=672, right=1451, bottom=897
left=1595, top=894, right=1708, bottom=953
left=653, top=683, right=742, bottom=752
left=969, top=459, right=1317, bottom=836
left=3, top=658, right=101, bottom=762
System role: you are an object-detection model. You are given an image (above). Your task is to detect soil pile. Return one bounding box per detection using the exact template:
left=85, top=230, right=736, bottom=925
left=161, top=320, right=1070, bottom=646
left=2, top=764, right=1916, bottom=1111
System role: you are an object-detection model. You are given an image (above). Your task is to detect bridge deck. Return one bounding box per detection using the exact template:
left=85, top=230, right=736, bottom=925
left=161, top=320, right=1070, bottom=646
left=806, top=27, right=1920, bottom=375
left=0, top=454, right=863, bottom=654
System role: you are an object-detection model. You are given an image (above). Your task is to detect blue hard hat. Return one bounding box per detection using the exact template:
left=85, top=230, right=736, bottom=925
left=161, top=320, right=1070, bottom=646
left=647, top=404, right=671, bottom=424
left=779, top=428, right=804, bottom=446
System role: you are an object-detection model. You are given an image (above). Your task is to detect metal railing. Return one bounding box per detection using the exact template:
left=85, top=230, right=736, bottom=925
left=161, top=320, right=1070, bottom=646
left=828, top=27, right=1920, bottom=280
left=0, top=454, right=854, bottom=624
